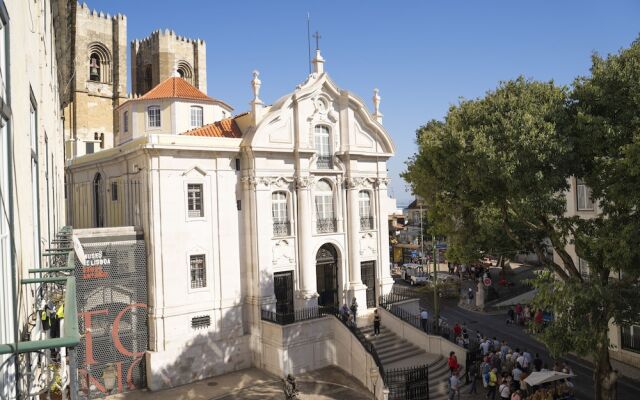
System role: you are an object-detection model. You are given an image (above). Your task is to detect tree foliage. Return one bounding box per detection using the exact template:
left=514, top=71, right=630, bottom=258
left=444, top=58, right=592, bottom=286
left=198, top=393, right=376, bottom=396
left=403, top=38, right=640, bottom=400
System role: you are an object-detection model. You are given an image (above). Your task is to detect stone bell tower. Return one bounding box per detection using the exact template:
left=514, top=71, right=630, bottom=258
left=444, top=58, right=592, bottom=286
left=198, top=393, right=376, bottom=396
left=61, top=2, right=127, bottom=158
left=131, top=30, right=207, bottom=96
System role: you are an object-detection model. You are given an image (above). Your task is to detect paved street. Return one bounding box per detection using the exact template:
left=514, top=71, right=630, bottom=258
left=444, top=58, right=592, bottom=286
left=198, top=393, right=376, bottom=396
left=410, top=282, right=640, bottom=400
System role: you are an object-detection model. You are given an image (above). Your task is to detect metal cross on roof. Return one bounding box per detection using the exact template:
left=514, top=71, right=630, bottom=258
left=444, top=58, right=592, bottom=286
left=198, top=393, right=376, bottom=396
left=313, top=31, right=322, bottom=51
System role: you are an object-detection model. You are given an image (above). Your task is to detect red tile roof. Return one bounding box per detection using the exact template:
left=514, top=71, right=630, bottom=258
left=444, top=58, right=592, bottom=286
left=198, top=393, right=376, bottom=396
left=142, top=77, right=214, bottom=102
left=183, top=118, right=242, bottom=138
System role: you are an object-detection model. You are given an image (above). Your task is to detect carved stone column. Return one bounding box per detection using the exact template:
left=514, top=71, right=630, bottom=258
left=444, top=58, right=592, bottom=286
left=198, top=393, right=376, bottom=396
left=296, top=176, right=318, bottom=308
left=346, top=178, right=368, bottom=308
left=375, top=177, right=395, bottom=297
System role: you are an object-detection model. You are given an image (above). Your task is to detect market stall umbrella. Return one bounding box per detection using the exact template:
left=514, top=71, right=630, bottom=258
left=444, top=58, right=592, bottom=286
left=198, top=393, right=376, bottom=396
left=524, top=371, right=575, bottom=386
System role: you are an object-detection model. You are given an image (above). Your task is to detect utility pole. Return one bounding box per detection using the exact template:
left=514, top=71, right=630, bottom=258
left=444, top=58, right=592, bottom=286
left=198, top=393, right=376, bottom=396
left=433, top=233, right=439, bottom=329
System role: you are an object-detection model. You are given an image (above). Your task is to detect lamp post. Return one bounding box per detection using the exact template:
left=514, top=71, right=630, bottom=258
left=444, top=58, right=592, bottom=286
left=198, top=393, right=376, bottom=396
left=433, top=233, right=439, bottom=329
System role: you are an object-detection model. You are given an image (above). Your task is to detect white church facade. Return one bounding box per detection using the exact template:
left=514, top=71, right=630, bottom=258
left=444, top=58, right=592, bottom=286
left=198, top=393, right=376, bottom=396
left=66, top=51, right=396, bottom=390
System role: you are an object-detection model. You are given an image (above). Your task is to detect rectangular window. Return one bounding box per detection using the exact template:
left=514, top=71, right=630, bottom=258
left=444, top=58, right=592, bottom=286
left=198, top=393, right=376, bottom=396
left=85, top=142, right=94, bottom=155
left=272, top=192, right=289, bottom=236
left=187, top=184, right=203, bottom=218
left=235, top=158, right=241, bottom=171
left=578, top=257, right=590, bottom=279
left=148, top=106, right=161, bottom=128
left=622, top=325, right=640, bottom=353
left=190, top=106, right=203, bottom=127
left=30, top=99, right=41, bottom=269
left=190, top=254, right=206, bottom=289
left=123, top=111, right=128, bottom=132
left=576, top=178, right=594, bottom=211
left=111, top=182, right=118, bottom=201
left=314, top=125, right=332, bottom=168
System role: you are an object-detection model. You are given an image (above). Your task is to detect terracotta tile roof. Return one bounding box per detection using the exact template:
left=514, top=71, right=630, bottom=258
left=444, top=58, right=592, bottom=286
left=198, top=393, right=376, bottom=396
left=183, top=118, right=242, bottom=138
left=142, top=77, right=213, bottom=102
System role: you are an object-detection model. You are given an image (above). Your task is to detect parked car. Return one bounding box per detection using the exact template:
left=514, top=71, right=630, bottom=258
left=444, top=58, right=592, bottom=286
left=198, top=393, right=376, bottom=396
left=401, top=264, right=429, bottom=285
left=428, top=271, right=460, bottom=283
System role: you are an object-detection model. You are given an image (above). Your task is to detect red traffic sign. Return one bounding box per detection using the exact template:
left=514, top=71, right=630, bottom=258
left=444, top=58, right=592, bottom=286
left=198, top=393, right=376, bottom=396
left=483, top=277, right=492, bottom=287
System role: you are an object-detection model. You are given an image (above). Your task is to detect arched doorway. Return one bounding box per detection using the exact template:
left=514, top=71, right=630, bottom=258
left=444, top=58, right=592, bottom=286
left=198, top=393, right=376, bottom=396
left=93, top=173, right=104, bottom=227
left=316, top=244, right=339, bottom=308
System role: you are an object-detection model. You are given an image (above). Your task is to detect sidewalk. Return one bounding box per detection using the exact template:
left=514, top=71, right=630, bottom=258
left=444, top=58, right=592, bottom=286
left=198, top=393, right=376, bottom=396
left=105, top=366, right=373, bottom=400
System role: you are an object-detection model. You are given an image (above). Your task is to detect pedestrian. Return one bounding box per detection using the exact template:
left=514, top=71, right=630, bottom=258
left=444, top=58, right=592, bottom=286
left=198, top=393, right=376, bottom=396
left=350, top=298, right=358, bottom=326
left=373, top=309, right=381, bottom=336
left=448, top=351, right=460, bottom=375
left=453, top=323, right=462, bottom=337
left=481, top=357, right=491, bottom=388
left=514, top=303, right=523, bottom=325
left=533, top=353, right=542, bottom=372
left=480, top=338, right=490, bottom=356
left=339, top=303, right=349, bottom=322
left=449, top=369, right=461, bottom=400
left=507, top=308, right=515, bottom=325
left=468, top=362, right=478, bottom=394
left=499, top=378, right=511, bottom=400
left=486, top=368, right=498, bottom=399
left=510, top=390, right=523, bottom=400
left=534, top=309, right=543, bottom=333
left=523, top=305, right=531, bottom=325
left=420, top=309, right=429, bottom=332
left=467, top=287, right=474, bottom=305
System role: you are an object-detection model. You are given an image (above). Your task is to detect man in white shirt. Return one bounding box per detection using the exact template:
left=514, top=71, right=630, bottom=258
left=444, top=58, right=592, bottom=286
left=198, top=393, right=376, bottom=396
left=480, top=339, right=490, bottom=356
left=449, top=370, right=461, bottom=400
left=420, top=309, right=429, bottom=332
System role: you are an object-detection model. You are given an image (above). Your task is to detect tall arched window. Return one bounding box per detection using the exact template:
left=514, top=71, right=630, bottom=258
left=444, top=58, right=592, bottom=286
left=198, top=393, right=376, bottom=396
left=272, top=191, right=290, bottom=236
left=359, top=190, right=373, bottom=230
left=315, top=180, right=335, bottom=233
left=93, top=173, right=104, bottom=227
left=87, top=42, right=111, bottom=83
left=177, top=60, right=194, bottom=85
left=314, top=125, right=332, bottom=169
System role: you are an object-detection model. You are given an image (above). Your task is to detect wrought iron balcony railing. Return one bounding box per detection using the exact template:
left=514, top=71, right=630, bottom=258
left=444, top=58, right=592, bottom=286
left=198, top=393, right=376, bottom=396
left=360, top=216, right=374, bottom=230
left=316, top=155, right=332, bottom=169
left=316, top=218, right=337, bottom=233
left=273, top=220, right=291, bottom=237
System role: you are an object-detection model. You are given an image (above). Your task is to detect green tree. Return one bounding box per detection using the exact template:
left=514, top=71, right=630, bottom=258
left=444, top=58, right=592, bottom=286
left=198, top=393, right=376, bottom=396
left=403, top=43, right=640, bottom=399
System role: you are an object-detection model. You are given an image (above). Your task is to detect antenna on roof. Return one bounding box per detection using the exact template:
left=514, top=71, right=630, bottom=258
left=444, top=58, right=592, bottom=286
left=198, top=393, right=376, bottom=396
left=307, top=13, right=312, bottom=74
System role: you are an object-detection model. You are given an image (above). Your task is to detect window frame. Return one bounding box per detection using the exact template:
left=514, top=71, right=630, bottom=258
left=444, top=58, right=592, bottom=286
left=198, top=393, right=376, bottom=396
left=190, top=105, right=203, bottom=128
left=359, top=190, right=374, bottom=230
left=314, top=125, right=332, bottom=168
left=147, top=105, right=161, bottom=129
left=576, top=178, right=594, bottom=211
left=185, top=182, right=205, bottom=220
left=189, top=253, right=207, bottom=290
left=272, top=191, right=290, bottom=237
left=123, top=110, right=128, bottom=133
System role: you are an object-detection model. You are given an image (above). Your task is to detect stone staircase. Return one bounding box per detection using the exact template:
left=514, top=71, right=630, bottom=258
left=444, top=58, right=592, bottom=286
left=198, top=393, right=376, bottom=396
left=361, top=325, right=459, bottom=400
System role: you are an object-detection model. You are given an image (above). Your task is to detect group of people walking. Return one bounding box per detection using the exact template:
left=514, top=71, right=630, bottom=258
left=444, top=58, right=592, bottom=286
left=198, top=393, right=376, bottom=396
left=448, top=333, right=576, bottom=400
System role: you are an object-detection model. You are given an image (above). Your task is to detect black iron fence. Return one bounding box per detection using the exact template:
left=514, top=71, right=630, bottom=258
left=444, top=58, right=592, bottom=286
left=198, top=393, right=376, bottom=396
left=385, top=364, right=430, bottom=400
left=622, top=326, right=640, bottom=353
left=260, top=306, right=335, bottom=325
left=66, top=178, right=142, bottom=229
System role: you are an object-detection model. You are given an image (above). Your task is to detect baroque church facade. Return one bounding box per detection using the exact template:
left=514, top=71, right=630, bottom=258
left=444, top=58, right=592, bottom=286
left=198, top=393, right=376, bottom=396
left=65, top=1, right=395, bottom=393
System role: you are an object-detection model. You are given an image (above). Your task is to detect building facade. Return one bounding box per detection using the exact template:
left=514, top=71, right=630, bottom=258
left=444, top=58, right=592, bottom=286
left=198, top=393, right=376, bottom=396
left=0, top=0, right=67, bottom=397
left=66, top=51, right=396, bottom=390
left=554, top=177, right=640, bottom=369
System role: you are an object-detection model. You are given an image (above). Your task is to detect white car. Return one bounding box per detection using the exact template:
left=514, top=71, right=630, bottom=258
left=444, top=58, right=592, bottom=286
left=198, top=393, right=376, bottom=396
left=428, top=271, right=460, bottom=283
left=401, top=264, right=429, bottom=285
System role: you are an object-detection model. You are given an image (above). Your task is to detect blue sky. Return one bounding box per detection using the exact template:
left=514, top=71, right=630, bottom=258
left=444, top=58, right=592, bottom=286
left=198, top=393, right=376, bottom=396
left=89, top=0, right=639, bottom=206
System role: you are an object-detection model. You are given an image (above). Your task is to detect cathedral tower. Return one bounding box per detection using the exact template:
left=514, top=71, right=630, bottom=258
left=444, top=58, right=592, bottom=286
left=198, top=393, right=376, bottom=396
left=131, top=30, right=207, bottom=96
left=62, top=2, right=127, bottom=157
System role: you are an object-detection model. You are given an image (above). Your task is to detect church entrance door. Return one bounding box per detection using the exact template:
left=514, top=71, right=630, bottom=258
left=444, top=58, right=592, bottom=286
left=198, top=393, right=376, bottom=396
left=316, top=244, right=338, bottom=308
left=361, top=261, right=376, bottom=308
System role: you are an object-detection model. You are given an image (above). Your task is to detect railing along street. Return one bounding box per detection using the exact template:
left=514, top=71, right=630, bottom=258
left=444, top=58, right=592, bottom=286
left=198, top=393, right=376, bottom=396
left=0, top=226, right=80, bottom=400
left=622, top=326, right=640, bottom=353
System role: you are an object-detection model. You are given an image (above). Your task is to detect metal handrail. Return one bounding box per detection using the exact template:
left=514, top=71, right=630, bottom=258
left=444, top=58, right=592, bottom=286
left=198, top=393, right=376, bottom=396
left=0, top=275, right=80, bottom=354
